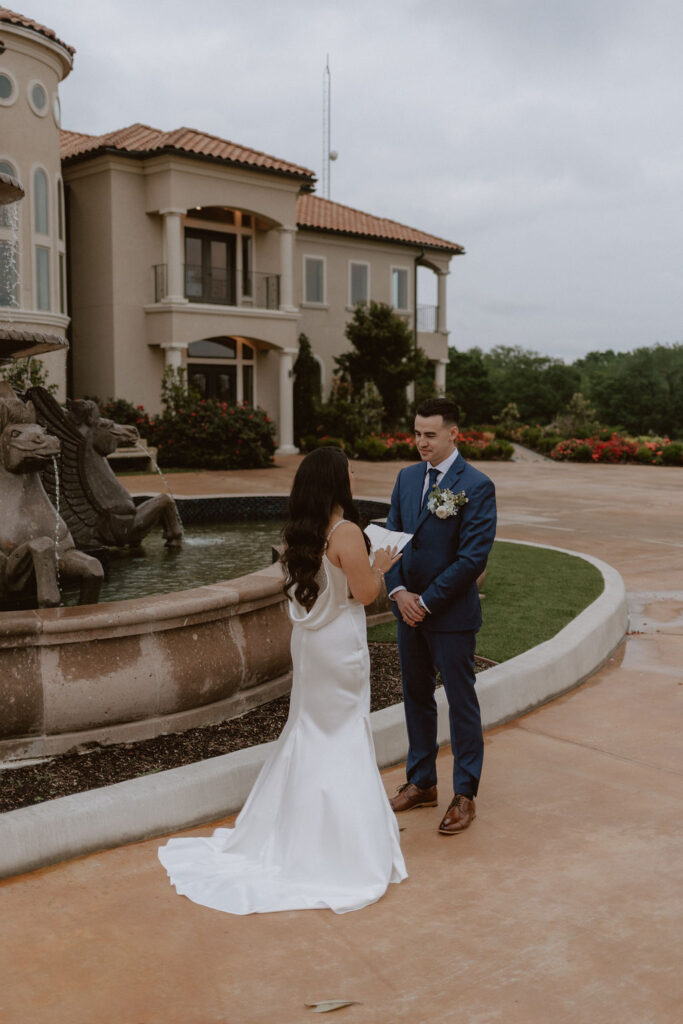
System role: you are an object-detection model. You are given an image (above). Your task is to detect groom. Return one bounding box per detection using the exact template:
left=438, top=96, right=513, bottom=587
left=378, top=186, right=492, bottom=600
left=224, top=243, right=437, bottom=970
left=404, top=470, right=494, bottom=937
left=384, top=398, right=497, bottom=834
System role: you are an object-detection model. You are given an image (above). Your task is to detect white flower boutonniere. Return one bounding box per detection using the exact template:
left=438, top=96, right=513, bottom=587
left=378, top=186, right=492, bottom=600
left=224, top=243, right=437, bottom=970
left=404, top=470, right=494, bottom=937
left=427, top=486, right=468, bottom=519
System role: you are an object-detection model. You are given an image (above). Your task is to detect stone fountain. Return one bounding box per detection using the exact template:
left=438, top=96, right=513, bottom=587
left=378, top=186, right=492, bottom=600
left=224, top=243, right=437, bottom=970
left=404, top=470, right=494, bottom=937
left=0, top=168, right=295, bottom=757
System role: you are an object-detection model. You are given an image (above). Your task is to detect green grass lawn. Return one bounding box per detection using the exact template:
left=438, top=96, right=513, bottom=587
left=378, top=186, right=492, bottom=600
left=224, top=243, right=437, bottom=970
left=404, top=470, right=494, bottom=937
left=367, top=540, right=604, bottom=663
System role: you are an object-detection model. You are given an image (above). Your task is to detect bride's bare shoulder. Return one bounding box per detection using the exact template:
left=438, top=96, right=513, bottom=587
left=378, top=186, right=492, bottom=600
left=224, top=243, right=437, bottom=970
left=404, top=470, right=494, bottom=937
left=325, top=520, right=364, bottom=565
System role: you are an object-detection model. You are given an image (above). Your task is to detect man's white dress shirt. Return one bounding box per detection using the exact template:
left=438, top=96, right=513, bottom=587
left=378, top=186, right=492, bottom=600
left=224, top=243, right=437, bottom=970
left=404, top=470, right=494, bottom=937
left=389, top=447, right=459, bottom=612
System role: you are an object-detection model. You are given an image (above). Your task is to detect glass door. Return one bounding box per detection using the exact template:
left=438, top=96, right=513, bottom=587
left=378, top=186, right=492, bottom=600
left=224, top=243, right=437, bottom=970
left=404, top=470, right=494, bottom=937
left=185, top=230, right=236, bottom=305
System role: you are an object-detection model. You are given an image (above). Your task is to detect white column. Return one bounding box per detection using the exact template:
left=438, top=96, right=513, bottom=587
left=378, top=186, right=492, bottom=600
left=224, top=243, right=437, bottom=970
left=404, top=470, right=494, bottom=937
left=437, top=270, right=449, bottom=332
left=160, top=209, right=188, bottom=304
left=162, top=344, right=185, bottom=370
left=278, top=226, right=297, bottom=312
left=435, top=358, right=448, bottom=395
left=275, top=347, right=299, bottom=455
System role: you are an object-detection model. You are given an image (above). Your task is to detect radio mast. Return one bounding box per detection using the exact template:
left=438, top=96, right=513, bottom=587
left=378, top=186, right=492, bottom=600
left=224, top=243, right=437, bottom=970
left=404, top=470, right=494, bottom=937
left=322, top=56, right=337, bottom=199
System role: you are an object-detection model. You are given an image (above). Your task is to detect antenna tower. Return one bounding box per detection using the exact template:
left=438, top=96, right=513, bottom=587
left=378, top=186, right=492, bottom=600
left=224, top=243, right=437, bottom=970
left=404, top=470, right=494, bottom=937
left=322, top=56, right=336, bottom=199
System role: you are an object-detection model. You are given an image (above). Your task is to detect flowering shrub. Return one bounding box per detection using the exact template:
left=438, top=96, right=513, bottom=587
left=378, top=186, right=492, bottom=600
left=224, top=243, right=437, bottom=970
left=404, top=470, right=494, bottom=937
left=90, top=397, right=155, bottom=437
left=148, top=399, right=275, bottom=469
left=551, top=433, right=650, bottom=464
left=304, top=427, right=511, bottom=461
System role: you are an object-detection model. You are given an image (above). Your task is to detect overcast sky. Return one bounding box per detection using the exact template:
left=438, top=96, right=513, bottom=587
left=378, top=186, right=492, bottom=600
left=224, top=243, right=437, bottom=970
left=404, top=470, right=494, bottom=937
left=24, top=0, right=683, bottom=363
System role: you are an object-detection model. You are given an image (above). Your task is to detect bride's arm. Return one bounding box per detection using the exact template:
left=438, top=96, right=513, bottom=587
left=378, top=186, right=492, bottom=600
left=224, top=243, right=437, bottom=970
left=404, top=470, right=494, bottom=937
left=327, top=522, right=400, bottom=606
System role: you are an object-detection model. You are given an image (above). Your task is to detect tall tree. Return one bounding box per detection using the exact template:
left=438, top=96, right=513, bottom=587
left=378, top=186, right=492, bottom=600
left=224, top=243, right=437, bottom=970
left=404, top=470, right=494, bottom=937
left=335, top=301, right=428, bottom=428
left=292, top=333, right=321, bottom=443
left=445, top=347, right=496, bottom=424
left=483, top=345, right=580, bottom=422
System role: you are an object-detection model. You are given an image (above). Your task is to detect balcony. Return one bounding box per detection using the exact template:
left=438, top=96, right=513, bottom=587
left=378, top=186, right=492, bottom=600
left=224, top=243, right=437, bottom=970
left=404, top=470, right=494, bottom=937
left=417, top=303, right=439, bottom=333
left=153, top=264, right=280, bottom=310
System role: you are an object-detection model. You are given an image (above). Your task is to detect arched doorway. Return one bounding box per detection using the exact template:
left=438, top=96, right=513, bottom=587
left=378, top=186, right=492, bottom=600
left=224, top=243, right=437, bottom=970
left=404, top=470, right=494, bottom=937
left=186, top=336, right=256, bottom=404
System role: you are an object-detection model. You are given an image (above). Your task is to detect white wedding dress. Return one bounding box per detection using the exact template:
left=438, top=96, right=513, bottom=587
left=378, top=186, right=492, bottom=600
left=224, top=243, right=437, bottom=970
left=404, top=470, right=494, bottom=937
left=158, top=525, right=407, bottom=914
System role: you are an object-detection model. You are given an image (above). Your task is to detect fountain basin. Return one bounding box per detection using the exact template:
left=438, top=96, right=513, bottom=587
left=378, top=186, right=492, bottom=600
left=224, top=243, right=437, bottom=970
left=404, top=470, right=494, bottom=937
left=0, top=327, right=70, bottom=363
left=0, top=171, right=24, bottom=206
left=0, top=495, right=391, bottom=759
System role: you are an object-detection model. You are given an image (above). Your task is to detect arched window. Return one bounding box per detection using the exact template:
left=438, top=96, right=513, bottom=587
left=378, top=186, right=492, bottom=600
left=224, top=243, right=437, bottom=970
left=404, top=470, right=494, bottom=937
left=187, top=337, right=257, bottom=404
left=33, top=167, right=50, bottom=310
left=56, top=177, right=66, bottom=312
left=34, top=168, right=49, bottom=234
left=0, top=159, right=19, bottom=306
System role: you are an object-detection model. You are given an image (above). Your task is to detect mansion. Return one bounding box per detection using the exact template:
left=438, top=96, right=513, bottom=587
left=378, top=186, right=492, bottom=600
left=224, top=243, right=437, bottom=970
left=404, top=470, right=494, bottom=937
left=0, top=7, right=463, bottom=453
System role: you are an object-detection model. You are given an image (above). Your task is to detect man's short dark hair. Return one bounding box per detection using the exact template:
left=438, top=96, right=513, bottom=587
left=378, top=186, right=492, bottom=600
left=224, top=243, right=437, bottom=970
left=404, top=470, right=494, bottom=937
left=415, top=398, right=460, bottom=426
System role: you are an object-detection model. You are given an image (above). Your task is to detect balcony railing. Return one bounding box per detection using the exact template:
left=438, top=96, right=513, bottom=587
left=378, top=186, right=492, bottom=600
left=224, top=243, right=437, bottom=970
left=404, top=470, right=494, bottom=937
left=154, top=264, right=280, bottom=310
left=417, top=303, right=440, bottom=332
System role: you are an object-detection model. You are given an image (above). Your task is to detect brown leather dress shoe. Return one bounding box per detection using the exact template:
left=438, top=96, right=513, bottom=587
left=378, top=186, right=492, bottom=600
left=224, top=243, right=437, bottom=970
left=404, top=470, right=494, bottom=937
left=438, top=794, right=476, bottom=835
left=389, top=782, right=438, bottom=812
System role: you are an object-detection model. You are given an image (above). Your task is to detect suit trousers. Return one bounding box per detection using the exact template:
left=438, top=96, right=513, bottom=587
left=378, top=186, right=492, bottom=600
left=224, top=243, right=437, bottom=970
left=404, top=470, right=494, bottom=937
left=397, top=621, right=483, bottom=797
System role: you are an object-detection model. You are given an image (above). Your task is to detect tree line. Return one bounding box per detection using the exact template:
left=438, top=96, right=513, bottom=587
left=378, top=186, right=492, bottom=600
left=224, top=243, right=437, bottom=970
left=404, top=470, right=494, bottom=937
left=446, top=343, right=683, bottom=437
left=294, top=303, right=682, bottom=442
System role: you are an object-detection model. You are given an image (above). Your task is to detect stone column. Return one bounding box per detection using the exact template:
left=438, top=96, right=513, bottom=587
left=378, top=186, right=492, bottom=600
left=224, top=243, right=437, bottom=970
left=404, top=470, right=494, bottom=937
left=435, top=358, right=448, bottom=395
left=437, top=270, right=449, bottom=332
left=278, top=226, right=297, bottom=312
left=275, top=347, right=299, bottom=455
left=160, top=209, right=188, bottom=304
left=162, top=344, right=185, bottom=370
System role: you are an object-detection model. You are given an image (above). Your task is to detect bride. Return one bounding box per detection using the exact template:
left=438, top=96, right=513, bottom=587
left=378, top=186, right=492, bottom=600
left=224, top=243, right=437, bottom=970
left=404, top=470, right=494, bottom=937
left=158, top=447, right=407, bottom=914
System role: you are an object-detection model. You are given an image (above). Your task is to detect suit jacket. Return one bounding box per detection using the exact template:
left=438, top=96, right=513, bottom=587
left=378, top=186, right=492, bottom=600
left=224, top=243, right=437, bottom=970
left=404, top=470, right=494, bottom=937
left=384, top=455, right=497, bottom=633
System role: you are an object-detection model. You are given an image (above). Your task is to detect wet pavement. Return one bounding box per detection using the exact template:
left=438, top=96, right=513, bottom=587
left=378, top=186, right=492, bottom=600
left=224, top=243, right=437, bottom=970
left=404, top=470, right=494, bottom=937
left=0, top=457, right=681, bottom=1024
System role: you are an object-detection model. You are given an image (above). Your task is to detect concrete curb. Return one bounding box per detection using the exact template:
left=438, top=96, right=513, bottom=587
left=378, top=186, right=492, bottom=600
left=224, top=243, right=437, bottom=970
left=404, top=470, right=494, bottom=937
left=0, top=542, right=627, bottom=880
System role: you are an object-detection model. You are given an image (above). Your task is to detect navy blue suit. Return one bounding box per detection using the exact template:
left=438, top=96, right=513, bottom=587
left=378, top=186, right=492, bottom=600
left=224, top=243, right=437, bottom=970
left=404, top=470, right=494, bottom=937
left=384, top=455, right=497, bottom=797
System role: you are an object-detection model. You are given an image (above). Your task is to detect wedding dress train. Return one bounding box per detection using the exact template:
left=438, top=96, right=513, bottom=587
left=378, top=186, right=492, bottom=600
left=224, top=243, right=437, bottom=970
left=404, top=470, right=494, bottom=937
left=158, top=540, right=407, bottom=914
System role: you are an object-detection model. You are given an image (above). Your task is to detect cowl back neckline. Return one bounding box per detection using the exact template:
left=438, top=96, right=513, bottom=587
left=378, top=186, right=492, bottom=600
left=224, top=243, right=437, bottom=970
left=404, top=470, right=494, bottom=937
left=288, top=521, right=351, bottom=630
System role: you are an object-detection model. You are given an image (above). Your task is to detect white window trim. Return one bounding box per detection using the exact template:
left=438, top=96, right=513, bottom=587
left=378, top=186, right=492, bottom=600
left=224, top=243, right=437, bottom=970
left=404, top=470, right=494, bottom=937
left=348, top=260, right=370, bottom=308
left=302, top=254, right=327, bottom=305
left=0, top=158, right=21, bottom=307
left=31, top=164, right=52, bottom=312
left=186, top=338, right=257, bottom=404
left=0, top=69, right=18, bottom=107
left=390, top=265, right=411, bottom=312
left=52, top=92, right=61, bottom=128
left=27, top=79, right=49, bottom=118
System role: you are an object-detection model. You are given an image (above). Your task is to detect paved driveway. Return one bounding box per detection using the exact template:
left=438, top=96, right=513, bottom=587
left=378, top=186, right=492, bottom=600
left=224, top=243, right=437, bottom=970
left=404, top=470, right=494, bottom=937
left=0, top=459, right=681, bottom=1024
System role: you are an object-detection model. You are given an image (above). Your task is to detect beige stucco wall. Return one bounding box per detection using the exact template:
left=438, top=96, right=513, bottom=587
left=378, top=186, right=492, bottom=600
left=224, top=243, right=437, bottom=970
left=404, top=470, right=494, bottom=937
left=63, top=153, right=303, bottom=413
left=0, top=21, right=72, bottom=398
left=63, top=143, right=454, bottom=420
left=295, top=231, right=451, bottom=396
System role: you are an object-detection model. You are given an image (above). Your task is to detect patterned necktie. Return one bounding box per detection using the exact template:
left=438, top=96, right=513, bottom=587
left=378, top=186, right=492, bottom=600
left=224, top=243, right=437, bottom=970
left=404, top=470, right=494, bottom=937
left=422, top=467, right=440, bottom=511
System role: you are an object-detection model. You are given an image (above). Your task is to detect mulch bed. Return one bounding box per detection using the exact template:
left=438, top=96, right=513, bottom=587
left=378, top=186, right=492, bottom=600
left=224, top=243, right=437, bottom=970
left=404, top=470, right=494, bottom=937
left=0, top=645, right=491, bottom=813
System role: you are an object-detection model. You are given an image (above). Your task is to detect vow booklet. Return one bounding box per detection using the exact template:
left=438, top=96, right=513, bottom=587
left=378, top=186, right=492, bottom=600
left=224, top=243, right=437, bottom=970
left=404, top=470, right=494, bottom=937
left=364, top=523, right=414, bottom=553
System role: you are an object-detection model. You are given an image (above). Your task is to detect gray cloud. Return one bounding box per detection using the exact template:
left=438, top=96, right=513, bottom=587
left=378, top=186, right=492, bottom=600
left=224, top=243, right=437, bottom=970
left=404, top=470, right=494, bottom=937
left=24, top=0, right=683, bottom=360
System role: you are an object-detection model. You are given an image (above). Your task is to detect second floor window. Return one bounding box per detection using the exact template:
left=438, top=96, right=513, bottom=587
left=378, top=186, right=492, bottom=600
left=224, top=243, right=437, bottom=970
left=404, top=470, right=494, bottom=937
left=349, top=262, right=368, bottom=306
left=391, top=267, right=409, bottom=310
left=304, top=256, right=325, bottom=303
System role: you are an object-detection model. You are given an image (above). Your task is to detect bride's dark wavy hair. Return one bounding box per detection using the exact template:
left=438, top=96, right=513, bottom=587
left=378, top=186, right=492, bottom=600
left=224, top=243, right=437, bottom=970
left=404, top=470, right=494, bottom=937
left=281, top=447, right=369, bottom=611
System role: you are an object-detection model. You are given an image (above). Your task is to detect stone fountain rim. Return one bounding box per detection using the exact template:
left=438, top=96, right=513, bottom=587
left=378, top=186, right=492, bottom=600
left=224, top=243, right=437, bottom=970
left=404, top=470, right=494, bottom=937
left=0, top=172, right=24, bottom=205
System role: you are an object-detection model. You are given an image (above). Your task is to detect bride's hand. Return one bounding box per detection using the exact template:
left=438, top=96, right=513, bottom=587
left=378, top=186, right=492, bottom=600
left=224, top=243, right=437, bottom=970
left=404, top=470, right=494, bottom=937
left=373, top=545, right=401, bottom=574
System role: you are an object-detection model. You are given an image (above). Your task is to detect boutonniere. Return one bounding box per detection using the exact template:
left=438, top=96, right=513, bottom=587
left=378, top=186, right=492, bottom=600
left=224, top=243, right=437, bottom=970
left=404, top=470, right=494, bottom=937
left=427, top=486, right=468, bottom=520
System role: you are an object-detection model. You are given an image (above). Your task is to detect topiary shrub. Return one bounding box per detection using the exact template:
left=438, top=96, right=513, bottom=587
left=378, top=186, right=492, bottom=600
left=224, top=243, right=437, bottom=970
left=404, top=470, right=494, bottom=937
left=571, top=443, right=593, bottom=462
left=313, top=436, right=346, bottom=451
left=354, top=435, right=388, bottom=461
left=635, top=445, right=657, bottom=464
left=386, top=439, right=415, bottom=460
left=661, top=442, right=683, bottom=466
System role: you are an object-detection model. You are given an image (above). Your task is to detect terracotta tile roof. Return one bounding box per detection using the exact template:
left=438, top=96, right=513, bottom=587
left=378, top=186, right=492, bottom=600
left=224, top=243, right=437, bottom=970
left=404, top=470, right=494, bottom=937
left=60, top=123, right=315, bottom=183
left=296, top=194, right=463, bottom=254
left=0, top=6, right=75, bottom=55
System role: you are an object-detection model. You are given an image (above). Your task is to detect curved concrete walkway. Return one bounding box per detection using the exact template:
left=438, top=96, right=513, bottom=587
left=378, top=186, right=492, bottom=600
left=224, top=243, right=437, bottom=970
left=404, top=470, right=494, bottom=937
left=0, top=460, right=681, bottom=1024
